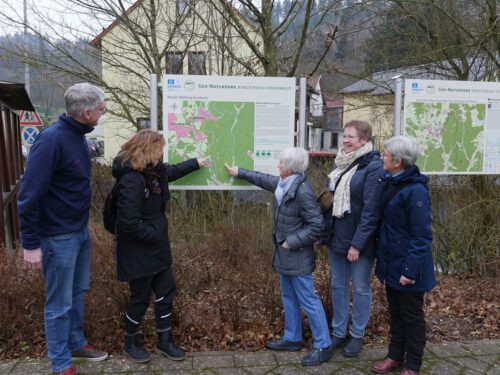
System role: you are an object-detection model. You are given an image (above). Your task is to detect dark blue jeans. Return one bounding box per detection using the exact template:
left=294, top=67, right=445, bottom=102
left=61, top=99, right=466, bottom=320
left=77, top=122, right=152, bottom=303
left=41, top=228, right=91, bottom=372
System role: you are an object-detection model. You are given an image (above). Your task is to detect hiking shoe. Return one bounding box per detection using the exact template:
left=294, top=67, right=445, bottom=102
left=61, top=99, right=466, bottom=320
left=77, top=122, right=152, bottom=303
left=124, top=334, right=150, bottom=363
left=156, top=330, right=186, bottom=361
left=266, top=338, right=302, bottom=351
left=301, top=345, right=334, bottom=366
left=401, top=369, right=419, bottom=375
left=54, top=365, right=77, bottom=375
left=343, top=336, right=363, bottom=357
left=371, top=358, right=404, bottom=374
left=331, top=335, right=347, bottom=349
left=71, top=344, right=108, bottom=361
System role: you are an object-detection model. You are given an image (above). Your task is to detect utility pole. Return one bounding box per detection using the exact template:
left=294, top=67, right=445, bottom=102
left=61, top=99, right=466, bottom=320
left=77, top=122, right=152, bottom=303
left=24, top=0, right=30, bottom=95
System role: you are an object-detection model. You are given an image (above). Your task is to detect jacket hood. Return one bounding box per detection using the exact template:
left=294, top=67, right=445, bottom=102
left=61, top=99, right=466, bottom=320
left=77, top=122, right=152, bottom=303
left=359, top=150, right=381, bottom=169
left=364, top=149, right=381, bottom=161
left=112, top=154, right=134, bottom=179
left=283, top=173, right=307, bottom=200
left=381, top=165, right=429, bottom=186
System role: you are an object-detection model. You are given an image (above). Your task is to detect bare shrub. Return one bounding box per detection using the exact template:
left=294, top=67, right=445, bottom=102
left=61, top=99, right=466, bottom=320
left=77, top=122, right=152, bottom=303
left=2, top=158, right=498, bottom=359
left=84, top=218, right=130, bottom=350
left=308, top=155, right=335, bottom=196
left=430, top=175, right=500, bottom=277
left=0, top=249, right=46, bottom=357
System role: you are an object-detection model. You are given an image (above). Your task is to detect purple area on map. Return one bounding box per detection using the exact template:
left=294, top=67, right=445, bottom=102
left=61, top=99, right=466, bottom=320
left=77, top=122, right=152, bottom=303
left=168, top=108, right=215, bottom=141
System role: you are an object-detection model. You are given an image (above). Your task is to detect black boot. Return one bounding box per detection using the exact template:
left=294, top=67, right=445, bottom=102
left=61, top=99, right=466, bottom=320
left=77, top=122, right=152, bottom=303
left=156, top=330, right=185, bottom=361
left=124, top=334, right=150, bottom=363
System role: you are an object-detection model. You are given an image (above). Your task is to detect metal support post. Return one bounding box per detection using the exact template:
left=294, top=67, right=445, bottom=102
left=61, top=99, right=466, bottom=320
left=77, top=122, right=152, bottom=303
left=393, top=75, right=403, bottom=136
left=298, top=77, right=307, bottom=148
left=150, top=74, right=158, bottom=131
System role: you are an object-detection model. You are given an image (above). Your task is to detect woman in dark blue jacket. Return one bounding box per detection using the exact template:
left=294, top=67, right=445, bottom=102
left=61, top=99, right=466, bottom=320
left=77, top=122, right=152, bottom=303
left=325, top=121, right=385, bottom=357
left=372, top=136, right=435, bottom=375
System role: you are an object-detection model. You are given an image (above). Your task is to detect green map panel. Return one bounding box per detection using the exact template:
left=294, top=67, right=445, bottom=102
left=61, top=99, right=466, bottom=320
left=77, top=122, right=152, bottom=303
left=168, top=100, right=255, bottom=186
left=405, top=102, right=485, bottom=172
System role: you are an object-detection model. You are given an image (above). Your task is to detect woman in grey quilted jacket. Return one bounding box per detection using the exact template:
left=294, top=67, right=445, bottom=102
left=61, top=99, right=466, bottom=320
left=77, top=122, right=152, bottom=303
left=225, top=147, right=333, bottom=367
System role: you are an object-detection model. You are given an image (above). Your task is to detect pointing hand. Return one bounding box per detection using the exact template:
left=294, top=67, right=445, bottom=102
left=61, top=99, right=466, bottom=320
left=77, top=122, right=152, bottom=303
left=197, top=155, right=211, bottom=167
left=225, top=163, right=239, bottom=176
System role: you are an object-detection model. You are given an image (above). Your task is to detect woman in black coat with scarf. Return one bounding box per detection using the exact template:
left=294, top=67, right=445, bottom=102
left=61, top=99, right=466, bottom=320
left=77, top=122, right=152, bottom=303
left=112, top=129, right=209, bottom=363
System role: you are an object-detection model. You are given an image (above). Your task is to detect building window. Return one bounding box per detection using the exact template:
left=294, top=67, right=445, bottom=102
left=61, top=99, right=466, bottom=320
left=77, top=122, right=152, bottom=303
left=177, top=0, right=192, bottom=17
left=188, top=52, right=206, bottom=75
left=327, top=106, right=343, bottom=129
left=331, top=133, right=339, bottom=149
left=166, top=52, right=183, bottom=74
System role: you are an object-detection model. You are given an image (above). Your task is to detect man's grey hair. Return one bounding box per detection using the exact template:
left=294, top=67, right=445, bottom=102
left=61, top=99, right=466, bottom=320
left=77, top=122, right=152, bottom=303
left=384, top=136, right=420, bottom=167
left=64, top=83, right=105, bottom=117
left=279, top=147, right=309, bottom=173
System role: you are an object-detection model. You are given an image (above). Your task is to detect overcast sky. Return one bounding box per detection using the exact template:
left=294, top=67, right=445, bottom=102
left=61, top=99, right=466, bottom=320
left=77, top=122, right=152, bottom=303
left=0, top=0, right=118, bottom=39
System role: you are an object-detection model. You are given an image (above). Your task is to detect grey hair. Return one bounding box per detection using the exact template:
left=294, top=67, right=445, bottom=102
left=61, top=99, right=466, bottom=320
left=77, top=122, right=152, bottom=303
left=64, top=83, right=105, bottom=117
left=278, top=147, right=309, bottom=173
left=384, top=136, right=420, bottom=167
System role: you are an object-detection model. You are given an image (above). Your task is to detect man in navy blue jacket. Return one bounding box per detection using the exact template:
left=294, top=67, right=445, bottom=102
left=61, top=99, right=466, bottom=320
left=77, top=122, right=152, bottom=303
left=18, top=83, right=108, bottom=375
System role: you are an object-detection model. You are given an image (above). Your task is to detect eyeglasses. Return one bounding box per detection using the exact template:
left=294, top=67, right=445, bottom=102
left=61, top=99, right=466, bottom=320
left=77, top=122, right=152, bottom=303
left=95, top=106, right=107, bottom=115
left=87, top=106, right=106, bottom=116
left=343, top=135, right=359, bottom=140
left=382, top=152, right=401, bottom=161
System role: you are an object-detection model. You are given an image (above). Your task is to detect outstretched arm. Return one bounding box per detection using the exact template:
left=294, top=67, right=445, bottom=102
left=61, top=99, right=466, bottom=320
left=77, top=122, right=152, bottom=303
left=225, top=164, right=278, bottom=192
left=167, top=157, right=207, bottom=181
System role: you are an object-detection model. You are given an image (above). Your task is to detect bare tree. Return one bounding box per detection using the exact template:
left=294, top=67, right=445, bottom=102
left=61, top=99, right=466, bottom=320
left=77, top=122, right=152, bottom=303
left=364, top=0, right=500, bottom=80
left=187, top=0, right=344, bottom=77
left=0, top=0, right=263, bottom=131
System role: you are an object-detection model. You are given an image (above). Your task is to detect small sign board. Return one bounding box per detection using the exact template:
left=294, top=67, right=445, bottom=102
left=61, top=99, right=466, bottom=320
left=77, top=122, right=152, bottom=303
left=19, top=111, right=43, bottom=127
left=21, top=126, right=41, bottom=145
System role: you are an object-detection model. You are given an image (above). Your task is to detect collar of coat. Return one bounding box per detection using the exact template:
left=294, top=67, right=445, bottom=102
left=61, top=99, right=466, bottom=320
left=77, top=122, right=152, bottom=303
left=280, top=173, right=307, bottom=204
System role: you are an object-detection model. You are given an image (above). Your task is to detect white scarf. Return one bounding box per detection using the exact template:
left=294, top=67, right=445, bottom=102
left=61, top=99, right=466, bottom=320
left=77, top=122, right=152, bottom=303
left=328, top=142, right=373, bottom=218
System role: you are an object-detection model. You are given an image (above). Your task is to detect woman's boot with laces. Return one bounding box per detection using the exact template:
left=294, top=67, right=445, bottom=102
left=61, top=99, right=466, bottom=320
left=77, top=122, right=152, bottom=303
left=156, top=330, right=185, bottom=361
left=124, top=333, right=150, bottom=363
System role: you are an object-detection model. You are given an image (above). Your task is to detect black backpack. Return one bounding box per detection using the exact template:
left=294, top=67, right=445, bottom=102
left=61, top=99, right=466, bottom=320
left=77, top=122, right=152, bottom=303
left=103, top=180, right=120, bottom=234
left=103, top=173, right=149, bottom=234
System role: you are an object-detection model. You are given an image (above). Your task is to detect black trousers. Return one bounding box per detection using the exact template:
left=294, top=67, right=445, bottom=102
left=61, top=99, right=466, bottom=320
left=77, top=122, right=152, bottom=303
left=125, top=268, right=177, bottom=335
left=386, top=286, right=426, bottom=372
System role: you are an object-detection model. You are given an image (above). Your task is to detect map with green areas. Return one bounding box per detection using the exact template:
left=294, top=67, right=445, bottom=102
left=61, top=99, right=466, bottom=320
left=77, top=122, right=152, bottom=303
left=405, top=102, right=485, bottom=172
left=168, top=100, right=255, bottom=186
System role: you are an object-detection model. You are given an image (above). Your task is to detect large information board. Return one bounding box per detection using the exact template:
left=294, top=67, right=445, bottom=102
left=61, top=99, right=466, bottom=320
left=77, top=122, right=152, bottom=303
left=403, top=79, right=500, bottom=174
left=163, top=75, right=296, bottom=189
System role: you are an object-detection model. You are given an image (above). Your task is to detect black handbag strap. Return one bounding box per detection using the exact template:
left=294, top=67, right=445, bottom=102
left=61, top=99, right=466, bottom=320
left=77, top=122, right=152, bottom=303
left=333, top=157, right=364, bottom=191
left=383, top=181, right=411, bottom=212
